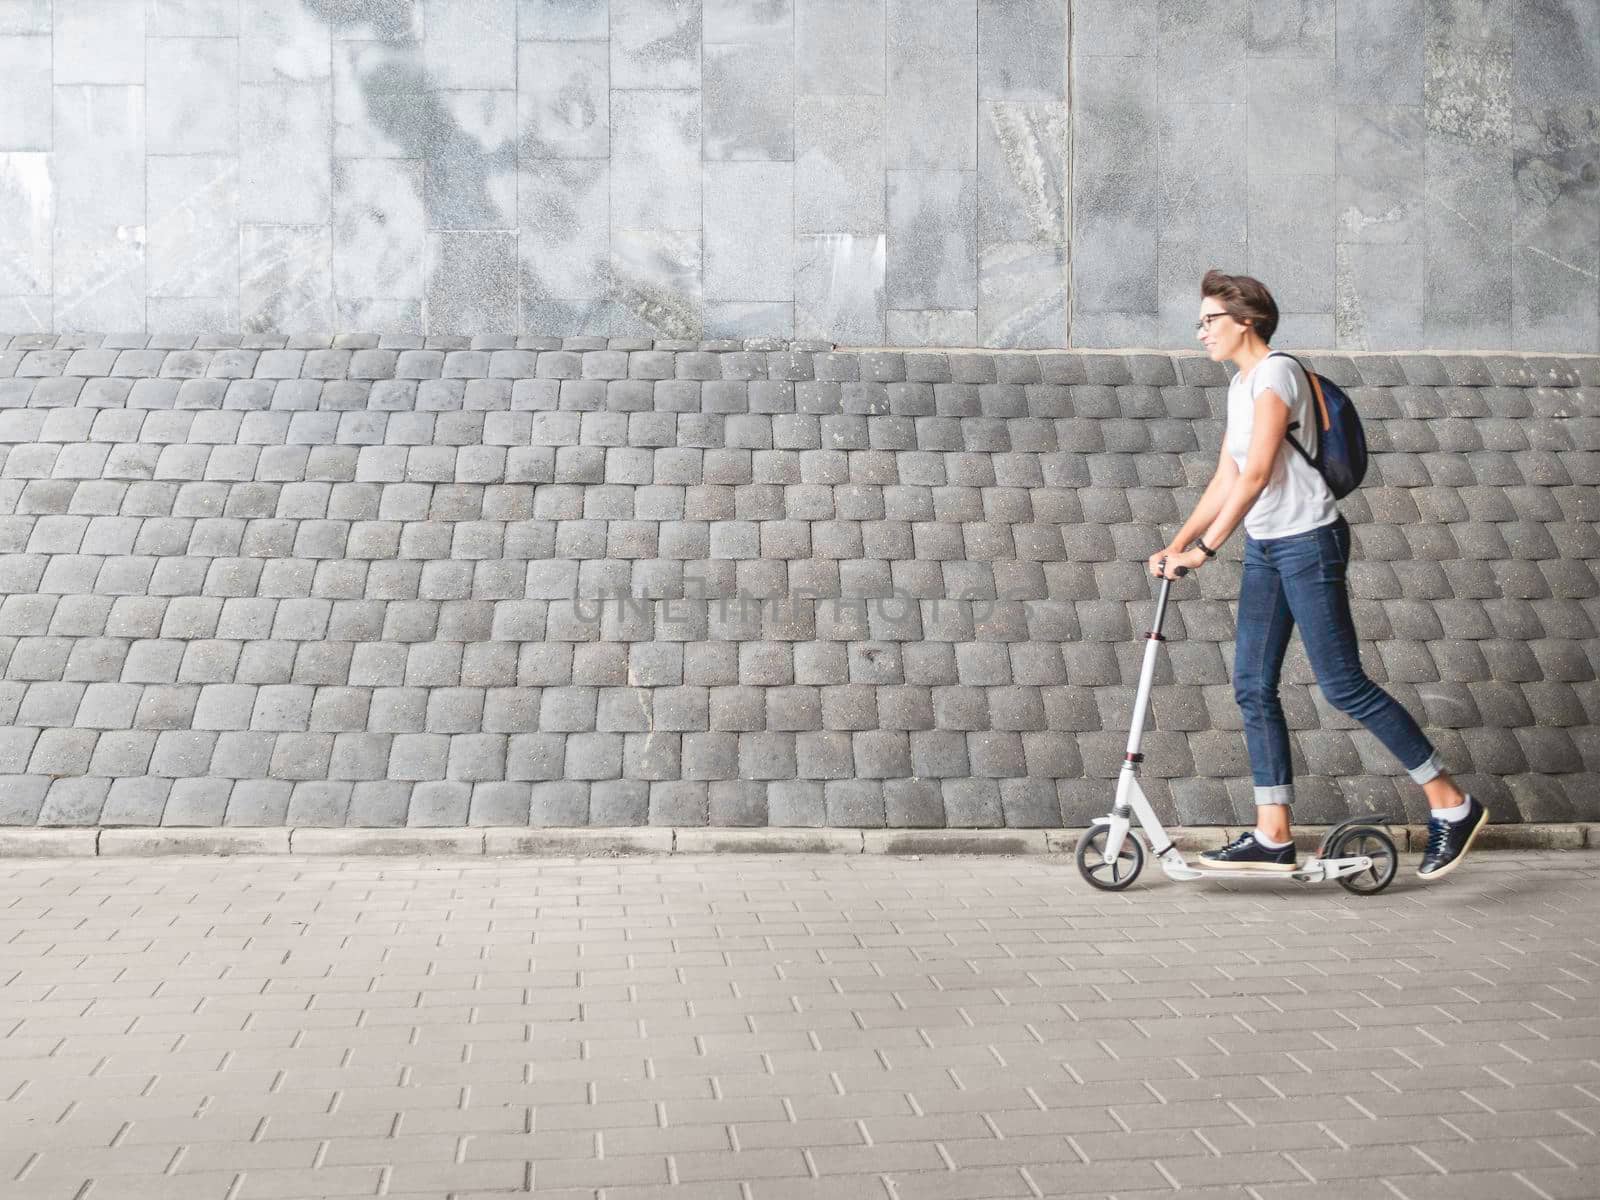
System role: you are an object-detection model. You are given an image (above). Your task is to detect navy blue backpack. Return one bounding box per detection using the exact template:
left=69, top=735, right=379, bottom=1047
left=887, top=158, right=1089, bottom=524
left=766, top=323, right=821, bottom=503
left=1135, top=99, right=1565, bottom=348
left=1268, top=351, right=1368, bottom=499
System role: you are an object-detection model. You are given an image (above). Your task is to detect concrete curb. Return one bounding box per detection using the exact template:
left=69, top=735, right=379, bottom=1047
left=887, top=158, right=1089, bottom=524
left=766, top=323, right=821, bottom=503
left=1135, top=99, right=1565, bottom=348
left=287, top=828, right=487, bottom=855
left=871, top=829, right=1049, bottom=855
left=3, top=823, right=1597, bottom=858
left=674, top=828, right=866, bottom=854
left=484, top=827, right=674, bottom=856
left=99, top=828, right=292, bottom=856
left=0, top=830, right=99, bottom=857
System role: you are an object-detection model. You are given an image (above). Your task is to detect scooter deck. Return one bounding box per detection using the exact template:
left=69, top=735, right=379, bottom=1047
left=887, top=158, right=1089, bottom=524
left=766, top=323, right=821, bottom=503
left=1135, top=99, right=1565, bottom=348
left=1173, top=858, right=1374, bottom=884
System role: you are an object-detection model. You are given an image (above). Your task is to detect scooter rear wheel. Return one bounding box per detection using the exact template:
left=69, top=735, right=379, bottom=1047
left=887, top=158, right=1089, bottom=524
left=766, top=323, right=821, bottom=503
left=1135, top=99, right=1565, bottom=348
left=1075, top=825, right=1145, bottom=891
left=1332, top=825, right=1398, bottom=895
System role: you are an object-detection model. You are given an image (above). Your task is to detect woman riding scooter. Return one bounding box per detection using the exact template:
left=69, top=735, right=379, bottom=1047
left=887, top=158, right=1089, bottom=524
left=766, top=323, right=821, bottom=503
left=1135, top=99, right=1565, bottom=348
left=1149, top=271, right=1485, bottom=881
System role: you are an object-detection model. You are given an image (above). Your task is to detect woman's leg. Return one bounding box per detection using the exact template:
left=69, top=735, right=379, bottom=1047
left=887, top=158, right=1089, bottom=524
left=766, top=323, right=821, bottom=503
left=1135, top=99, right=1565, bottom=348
left=1232, top=538, right=1298, bottom=842
left=1420, top=773, right=1469, bottom=810
left=1280, top=518, right=1466, bottom=811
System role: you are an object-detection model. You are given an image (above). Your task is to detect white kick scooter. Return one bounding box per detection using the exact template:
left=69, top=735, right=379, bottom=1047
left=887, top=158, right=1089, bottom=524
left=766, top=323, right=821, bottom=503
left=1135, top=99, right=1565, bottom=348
left=1074, top=557, right=1399, bottom=895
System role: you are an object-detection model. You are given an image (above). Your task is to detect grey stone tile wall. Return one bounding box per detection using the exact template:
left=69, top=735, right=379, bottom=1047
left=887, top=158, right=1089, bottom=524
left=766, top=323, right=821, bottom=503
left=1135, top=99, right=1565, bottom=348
left=1071, top=0, right=1600, bottom=353
left=0, top=1, right=1595, bottom=350
left=0, top=335, right=1596, bottom=829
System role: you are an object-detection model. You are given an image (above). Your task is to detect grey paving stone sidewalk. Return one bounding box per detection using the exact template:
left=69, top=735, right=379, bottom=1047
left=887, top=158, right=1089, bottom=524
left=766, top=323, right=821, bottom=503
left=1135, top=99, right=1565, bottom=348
left=2, top=850, right=1598, bottom=1199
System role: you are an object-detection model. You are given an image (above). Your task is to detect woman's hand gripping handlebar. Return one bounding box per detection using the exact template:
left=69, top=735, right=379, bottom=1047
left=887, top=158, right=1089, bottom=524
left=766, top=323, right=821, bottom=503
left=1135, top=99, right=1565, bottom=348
left=1150, top=554, right=1189, bottom=580
left=1149, top=542, right=1208, bottom=579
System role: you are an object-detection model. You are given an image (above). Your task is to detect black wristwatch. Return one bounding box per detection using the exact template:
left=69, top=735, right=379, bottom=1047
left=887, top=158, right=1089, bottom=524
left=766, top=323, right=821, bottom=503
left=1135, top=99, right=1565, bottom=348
left=1194, top=536, right=1217, bottom=558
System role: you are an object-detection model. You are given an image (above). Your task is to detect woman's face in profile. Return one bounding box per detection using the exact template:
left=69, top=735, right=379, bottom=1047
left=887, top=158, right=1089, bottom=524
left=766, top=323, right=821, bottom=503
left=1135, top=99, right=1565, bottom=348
left=1196, top=303, right=1248, bottom=362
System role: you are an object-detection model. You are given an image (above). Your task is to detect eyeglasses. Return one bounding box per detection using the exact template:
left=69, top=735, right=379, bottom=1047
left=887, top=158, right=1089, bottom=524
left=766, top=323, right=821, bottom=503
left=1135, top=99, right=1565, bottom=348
left=1194, top=313, right=1229, bottom=333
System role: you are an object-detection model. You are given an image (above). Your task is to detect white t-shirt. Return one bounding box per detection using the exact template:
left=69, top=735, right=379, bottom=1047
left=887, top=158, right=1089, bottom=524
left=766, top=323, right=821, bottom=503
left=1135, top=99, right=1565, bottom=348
left=1224, top=353, right=1338, bottom=540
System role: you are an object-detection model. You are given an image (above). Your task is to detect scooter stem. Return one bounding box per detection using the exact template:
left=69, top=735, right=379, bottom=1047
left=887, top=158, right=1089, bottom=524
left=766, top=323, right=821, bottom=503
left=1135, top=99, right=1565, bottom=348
left=1125, top=566, right=1185, bottom=760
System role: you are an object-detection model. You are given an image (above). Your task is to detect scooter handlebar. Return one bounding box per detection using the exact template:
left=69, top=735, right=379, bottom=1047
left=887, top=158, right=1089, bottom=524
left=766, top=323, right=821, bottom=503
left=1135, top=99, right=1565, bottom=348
left=1155, top=556, right=1188, bottom=579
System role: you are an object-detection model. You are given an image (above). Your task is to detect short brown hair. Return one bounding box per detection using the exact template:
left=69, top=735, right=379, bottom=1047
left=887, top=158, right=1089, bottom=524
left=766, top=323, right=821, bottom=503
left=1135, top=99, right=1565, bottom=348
left=1201, top=270, right=1279, bottom=342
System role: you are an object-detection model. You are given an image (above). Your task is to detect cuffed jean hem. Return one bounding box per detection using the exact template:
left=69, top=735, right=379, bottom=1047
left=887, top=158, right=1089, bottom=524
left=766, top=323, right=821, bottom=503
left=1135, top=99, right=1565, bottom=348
left=1254, top=785, right=1294, bottom=807
left=1407, top=750, right=1446, bottom=785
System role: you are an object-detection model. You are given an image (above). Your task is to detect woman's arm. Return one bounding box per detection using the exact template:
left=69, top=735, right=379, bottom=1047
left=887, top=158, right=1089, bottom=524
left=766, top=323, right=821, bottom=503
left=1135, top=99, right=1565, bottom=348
left=1172, top=444, right=1239, bottom=551
left=1199, top=387, right=1293, bottom=550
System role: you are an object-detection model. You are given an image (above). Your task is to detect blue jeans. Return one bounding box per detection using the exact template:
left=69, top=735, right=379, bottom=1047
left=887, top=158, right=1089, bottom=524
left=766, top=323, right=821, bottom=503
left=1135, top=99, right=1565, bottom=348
left=1235, top=514, right=1444, bottom=807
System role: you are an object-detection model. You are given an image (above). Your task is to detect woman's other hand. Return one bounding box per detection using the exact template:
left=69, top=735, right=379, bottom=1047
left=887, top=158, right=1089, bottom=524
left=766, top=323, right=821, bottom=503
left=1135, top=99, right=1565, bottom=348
left=1148, top=546, right=1209, bottom=579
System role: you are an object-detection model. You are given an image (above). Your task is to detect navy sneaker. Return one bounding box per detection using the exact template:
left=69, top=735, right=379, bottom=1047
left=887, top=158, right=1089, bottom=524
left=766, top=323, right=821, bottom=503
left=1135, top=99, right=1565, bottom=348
left=1198, top=832, right=1297, bottom=872
left=1417, top=795, right=1487, bottom=881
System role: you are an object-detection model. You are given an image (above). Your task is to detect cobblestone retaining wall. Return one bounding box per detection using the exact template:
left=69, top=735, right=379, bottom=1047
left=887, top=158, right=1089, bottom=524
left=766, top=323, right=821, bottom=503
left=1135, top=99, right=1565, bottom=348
left=0, top=334, right=1597, bottom=828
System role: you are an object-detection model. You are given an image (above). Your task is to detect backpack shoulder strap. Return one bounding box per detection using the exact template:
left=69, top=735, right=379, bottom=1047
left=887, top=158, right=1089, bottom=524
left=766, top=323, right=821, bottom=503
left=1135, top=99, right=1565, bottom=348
left=1283, top=429, right=1317, bottom=469
left=1261, top=352, right=1319, bottom=467
left=1265, top=350, right=1330, bottom=434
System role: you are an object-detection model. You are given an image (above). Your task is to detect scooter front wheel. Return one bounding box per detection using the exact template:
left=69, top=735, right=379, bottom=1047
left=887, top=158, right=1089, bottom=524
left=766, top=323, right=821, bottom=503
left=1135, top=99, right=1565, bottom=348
left=1075, top=825, right=1146, bottom=891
